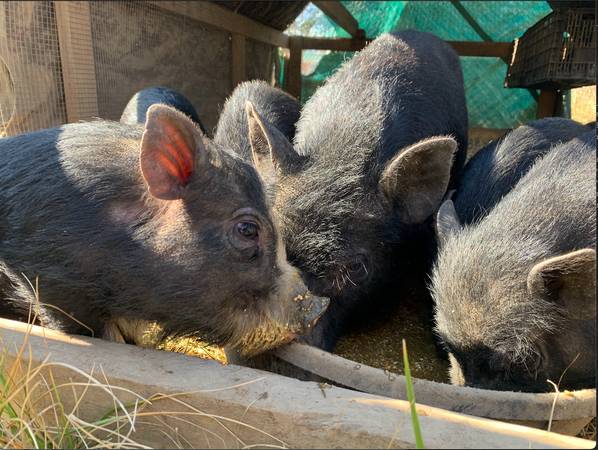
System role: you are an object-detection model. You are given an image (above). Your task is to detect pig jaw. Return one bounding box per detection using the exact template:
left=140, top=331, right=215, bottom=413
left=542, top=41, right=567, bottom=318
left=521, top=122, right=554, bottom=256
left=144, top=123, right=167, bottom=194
left=232, top=240, right=330, bottom=356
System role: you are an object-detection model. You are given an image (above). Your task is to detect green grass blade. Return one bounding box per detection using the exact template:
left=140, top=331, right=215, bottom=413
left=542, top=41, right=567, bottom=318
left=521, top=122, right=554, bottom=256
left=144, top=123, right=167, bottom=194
left=402, top=339, right=424, bottom=449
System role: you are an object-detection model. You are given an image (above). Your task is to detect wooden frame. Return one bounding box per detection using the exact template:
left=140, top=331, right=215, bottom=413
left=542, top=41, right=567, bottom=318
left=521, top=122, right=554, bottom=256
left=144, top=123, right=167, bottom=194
left=55, top=1, right=99, bottom=122
left=53, top=1, right=551, bottom=125
left=536, top=89, right=563, bottom=119
left=284, top=38, right=513, bottom=101
left=150, top=1, right=289, bottom=48
left=286, top=37, right=304, bottom=99
left=299, top=37, right=512, bottom=56
left=147, top=2, right=515, bottom=98
left=231, top=33, right=247, bottom=89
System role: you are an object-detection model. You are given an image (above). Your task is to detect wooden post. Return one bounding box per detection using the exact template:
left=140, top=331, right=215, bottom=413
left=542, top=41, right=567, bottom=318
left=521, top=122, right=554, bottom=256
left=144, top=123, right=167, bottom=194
left=231, top=33, right=246, bottom=89
left=279, top=47, right=290, bottom=90
left=54, top=1, right=99, bottom=123
left=536, top=89, right=561, bottom=118
left=286, top=36, right=303, bottom=100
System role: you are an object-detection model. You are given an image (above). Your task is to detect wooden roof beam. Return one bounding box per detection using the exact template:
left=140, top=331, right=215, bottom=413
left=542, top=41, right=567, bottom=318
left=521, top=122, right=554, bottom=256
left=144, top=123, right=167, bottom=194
left=312, top=1, right=364, bottom=39
left=150, top=1, right=289, bottom=48
left=299, top=37, right=513, bottom=59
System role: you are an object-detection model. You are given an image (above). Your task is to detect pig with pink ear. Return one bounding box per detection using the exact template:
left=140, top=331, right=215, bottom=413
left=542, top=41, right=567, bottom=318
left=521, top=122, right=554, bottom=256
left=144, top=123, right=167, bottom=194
left=0, top=104, right=328, bottom=355
left=432, top=131, right=596, bottom=392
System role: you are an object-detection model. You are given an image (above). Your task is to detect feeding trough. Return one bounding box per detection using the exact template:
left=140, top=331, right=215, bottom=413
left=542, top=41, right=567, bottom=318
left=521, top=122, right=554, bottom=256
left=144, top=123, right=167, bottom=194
left=274, top=343, right=596, bottom=437
left=0, top=318, right=594, bottom=449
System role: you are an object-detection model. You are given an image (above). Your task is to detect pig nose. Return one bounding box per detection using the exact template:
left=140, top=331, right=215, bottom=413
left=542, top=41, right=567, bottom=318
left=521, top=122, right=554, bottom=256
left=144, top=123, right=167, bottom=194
left=295, top=293, right=330, bottom=329
left=283, top=265, right=330, bottom=329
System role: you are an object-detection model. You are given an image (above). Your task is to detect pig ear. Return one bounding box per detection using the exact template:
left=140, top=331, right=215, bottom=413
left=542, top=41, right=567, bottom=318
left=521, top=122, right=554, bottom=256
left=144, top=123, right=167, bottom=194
left=436, top=199, right=461, bottom=247
left=246, top=101, right=302, bottom=184
left=140, top=104, right=203, bottom=200
left=379, top=136, right=457, bottom=224
left=527, top=249, right=596, bottom=320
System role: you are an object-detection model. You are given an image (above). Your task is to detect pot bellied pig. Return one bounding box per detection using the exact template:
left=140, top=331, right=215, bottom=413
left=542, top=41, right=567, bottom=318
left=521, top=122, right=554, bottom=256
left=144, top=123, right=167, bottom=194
left=120, top=86, right=207, bottom=135
left=214, top=80, right=309, bottom=373
left=215, top=80, right=300, bottom=164
left=432, top=131, right=596, bottom=392
left=453, top=118, right=590, bottom=225
left=245, top=31, right=468, bottom=350
left=0, top=105, right=328, bottom=355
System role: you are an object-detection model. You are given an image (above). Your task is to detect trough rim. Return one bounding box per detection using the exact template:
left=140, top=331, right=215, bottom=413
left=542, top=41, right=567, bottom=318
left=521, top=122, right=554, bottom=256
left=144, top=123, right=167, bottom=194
left=274, top=343, right=596, bottom=422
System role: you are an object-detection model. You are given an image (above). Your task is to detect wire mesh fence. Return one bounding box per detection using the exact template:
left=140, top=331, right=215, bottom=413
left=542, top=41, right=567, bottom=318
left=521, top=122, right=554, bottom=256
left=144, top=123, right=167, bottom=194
left=0, top=1, right=276, bottom=137
left=0, top=1, right=66, bottom=137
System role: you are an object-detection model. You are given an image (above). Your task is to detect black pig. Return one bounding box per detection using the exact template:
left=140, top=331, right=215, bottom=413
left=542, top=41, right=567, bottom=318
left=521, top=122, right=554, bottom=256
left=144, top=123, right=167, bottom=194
left=432, top=132, right=596, bottom=392
left=0, top=105, right=327, bottom=355
left=245, top=31, right=468, bottom=350
left=215, top=80, right=300, bottom=164
left=453, top=118, right=589, bottom=225
left=214, top=80, right=307, bottom=373
left=120, top=86, right=207, bottom=135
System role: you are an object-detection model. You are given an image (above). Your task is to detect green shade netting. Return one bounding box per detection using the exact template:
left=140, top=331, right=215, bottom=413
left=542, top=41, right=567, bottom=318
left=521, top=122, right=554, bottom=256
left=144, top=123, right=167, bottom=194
left=286, top=1, right=554, bottom=129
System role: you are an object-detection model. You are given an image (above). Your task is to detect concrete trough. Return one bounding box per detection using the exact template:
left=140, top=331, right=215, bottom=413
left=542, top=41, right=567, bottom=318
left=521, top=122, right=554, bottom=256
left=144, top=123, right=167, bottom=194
left=0, top=318, right=594, bottom=449
left=275, top=343, right=596, bottom=436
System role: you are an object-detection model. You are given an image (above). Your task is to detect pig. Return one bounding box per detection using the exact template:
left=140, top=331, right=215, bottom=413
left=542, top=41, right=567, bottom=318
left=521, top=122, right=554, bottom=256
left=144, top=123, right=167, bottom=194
left=244, top=30, right=469, bottom=350
left=431, top=131, right=596, bottom=392
left=0, top=104, right=328, bottom=355
left=213, top=80, right=308, bottom=373
left=454, top=118, right=590, bottom=225
left=214, top=80, right=300, bottom=163
left=120, top=86, right=207, bottom=135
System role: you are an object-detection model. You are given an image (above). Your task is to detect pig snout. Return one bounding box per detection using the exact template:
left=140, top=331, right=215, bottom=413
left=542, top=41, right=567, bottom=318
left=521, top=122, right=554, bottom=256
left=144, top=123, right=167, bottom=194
left=231, top=269, right=329, bottom=357
left=281, top=266, right=330, bottom=332
left=293, top=291, right=330, bottom=332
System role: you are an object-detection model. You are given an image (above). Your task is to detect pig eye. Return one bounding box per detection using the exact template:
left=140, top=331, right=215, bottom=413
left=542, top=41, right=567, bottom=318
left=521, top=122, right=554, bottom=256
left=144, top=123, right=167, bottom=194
left=346, top=254, right=369, bottom=282
left=236, top=221, right=259, bottom=240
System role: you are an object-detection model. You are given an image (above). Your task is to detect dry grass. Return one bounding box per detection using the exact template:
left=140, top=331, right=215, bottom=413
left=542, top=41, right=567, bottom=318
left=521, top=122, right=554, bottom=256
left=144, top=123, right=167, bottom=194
left=133, top=321, right=227, bottom=363
left=0, top=283, right=282, bottom=449
left=159, top=336, right=227, bottom=364
left=0, top=332, right=287, bottom=449
left=0, top=337, right=151, bottom=448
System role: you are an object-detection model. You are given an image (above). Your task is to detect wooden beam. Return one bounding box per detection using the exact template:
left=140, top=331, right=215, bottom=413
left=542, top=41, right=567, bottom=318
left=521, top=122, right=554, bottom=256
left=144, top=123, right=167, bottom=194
left=286, top=36, right=303, bottom=100
left=54, top=1, right=99, bottom=123
left=150, top=1, right=289, bottom=48
left=447, top=41, right=513, bottom=58
left=231, top=33, right=246, bottom=89
left=312, top=1, right=363, bottom=38
left=300, top=36, right=371, bottom=51
left=450, top=0, right=493, bottom=42
left=449, top=1, right=512, bottom=63
left=449, top=1, right=537, bottom=100
left=299, top=37, right=512, bottom=59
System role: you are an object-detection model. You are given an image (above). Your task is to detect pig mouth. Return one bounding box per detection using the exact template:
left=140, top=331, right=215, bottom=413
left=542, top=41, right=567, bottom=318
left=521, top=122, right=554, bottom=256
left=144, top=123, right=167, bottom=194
left=234, top=293, right=330, bottom=357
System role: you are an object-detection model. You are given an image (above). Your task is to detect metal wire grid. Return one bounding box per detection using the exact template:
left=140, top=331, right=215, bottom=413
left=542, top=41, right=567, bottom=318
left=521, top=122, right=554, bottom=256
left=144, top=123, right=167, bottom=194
left=0, top=1, right=67, bottom=137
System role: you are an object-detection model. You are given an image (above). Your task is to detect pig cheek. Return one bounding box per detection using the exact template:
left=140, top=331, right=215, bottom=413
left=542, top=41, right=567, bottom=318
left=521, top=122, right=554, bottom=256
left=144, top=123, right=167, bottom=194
left=105, top=201, right=147, bottom=226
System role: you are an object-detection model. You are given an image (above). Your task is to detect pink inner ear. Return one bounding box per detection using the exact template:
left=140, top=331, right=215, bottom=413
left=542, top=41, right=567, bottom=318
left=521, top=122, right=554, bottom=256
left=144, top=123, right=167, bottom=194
left=141, top=110, right=199, bottom=200
left=159, top=120, right=194, bottom=185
